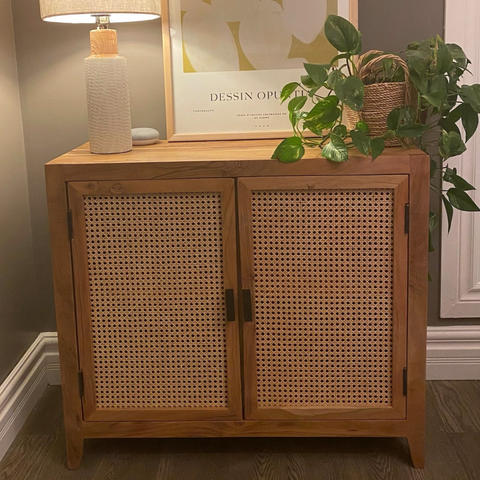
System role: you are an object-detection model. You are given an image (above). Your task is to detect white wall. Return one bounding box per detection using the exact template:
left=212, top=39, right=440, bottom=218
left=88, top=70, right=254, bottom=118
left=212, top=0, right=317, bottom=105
left=441, top=0, right=480, bottom=318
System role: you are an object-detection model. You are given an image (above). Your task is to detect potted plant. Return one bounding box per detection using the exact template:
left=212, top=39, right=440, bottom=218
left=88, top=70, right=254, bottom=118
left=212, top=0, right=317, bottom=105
left=273, top=14, right=480, bottom=248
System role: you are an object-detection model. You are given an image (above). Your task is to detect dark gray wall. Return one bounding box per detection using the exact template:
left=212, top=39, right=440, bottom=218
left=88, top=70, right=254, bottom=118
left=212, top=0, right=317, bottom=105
left=12, top=0, right=165, bottom=332
left=9, top=0, right=479, bottom=337
left=360, top=0, right=445, bottom=53
left=0, top=0, right=39, bottom=383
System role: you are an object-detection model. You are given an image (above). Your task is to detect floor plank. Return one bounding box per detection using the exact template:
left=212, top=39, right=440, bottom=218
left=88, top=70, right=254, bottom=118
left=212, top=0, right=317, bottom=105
left=0, top=382, right=479, bottom=480
left=447, top=433, right=480, bottom=480
left=428, top=381, right=480, bottom=433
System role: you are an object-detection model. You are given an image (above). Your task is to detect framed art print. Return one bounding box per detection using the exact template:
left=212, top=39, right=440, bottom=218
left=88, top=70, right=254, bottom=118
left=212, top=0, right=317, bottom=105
left=161, top=0, right=358, bottom=141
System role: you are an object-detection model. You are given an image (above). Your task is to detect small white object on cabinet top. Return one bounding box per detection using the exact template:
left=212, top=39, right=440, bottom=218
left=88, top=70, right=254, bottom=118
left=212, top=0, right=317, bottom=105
left=132, top=128, right=160, bottom=146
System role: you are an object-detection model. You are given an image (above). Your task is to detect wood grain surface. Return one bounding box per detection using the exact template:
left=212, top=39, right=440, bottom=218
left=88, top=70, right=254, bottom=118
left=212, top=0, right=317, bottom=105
left=1, top=383, right=479, bottom=480
left=45, top=140, right=430, bottom=469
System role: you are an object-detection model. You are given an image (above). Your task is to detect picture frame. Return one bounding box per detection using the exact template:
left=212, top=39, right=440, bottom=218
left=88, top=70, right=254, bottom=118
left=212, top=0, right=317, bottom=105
left=161, top=0, right=359, bottom=142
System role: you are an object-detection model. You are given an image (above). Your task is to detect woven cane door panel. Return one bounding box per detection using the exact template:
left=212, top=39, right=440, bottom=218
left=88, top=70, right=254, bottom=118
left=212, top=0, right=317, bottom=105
left=69, top=180, right=241, bottom=422
left=239, top=176, right=408, bottom=420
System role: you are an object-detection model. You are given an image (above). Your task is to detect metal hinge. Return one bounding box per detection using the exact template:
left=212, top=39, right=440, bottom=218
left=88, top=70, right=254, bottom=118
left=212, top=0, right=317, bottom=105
left=404, top=204, right=410, bottom=234
left=78, top=371, right=84, bottom=398
left=403, top=367, right=408, bottom=396
left=67, top=210, right=74, bottom=239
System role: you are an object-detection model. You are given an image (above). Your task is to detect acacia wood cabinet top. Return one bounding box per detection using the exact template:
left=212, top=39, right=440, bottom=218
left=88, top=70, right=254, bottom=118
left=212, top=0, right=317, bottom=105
left=46, top=140, right=427, bottom=181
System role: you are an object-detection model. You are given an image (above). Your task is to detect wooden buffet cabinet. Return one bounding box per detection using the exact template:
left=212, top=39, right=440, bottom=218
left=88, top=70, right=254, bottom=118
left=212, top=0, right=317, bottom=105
left=45, top=140, right=429, bottom=469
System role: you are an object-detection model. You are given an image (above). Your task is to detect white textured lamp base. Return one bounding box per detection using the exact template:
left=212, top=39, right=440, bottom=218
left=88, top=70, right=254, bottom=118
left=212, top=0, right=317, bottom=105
left=85, top=29, right=132, bottom=155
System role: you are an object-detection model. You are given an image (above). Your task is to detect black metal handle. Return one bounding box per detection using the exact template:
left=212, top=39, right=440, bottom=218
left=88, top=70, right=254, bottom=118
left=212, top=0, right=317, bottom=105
left=225, top=289, right=235, bottom=322
left=243, top=289, right=253, bottom=323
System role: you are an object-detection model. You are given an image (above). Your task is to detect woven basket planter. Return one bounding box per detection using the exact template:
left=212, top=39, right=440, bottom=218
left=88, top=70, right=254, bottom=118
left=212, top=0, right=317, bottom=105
left=344, top=51, right=414, bottom=147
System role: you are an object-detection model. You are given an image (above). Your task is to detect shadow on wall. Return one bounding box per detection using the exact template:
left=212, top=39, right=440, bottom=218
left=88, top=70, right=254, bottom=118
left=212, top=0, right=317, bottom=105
left=11, top=0, right=166, bottom=332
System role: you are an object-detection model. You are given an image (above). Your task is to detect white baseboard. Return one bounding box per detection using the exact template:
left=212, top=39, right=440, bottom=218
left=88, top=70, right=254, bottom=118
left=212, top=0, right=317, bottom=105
left=0, top=326, right=478, bottom=462
left=42, top=333, right=61, bottom=386
left=0, top=332, right=59, bottom=463
left=426, top=326, right=480, bottom=380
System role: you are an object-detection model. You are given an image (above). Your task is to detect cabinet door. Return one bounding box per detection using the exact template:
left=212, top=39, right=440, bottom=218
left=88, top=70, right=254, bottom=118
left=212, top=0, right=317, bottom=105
left=238, top=176, right=409, bottom=420
left=68, top=179, right=242, bottom=422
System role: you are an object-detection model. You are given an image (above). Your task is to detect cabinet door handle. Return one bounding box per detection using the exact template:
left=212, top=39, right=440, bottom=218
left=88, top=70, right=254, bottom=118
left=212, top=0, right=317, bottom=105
left=225, top=289, right=236, bottom=322
left=243, top=289, right=253, bottom=323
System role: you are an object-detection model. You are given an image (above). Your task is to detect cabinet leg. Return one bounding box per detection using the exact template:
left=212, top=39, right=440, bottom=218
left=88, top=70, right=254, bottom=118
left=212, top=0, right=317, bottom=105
left=65, top=433, right=84, bottom=469
left=407, top=433, right=425, bottom=469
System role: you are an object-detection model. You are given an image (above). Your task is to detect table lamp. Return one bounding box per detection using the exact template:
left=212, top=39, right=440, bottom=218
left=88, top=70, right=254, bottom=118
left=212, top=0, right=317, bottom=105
left=39, top=1, right=161, bottom=154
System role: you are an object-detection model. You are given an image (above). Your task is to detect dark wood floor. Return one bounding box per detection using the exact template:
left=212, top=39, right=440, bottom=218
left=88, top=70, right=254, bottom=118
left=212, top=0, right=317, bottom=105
left=1, top=382, right=479, bottom=479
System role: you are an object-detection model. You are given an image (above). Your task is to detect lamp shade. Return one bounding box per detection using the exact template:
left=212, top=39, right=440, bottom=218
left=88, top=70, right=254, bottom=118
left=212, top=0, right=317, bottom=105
left=39, top=0, right=161, bottom=23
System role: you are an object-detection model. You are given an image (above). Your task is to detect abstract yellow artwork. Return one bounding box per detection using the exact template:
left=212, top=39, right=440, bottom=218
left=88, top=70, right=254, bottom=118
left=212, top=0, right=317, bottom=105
left=162, top=0, right=357, bottom=140
left=181, top=0, right=338, bottom=73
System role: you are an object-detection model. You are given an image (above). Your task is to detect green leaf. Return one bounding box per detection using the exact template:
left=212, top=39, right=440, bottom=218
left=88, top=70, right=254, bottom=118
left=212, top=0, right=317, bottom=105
left=334, top=76, right=364, bottom=111
left=321, top=133, right=348, bottom=162
left=460, top=84, right=480, bottom=113
left=382, top=58, right=394, bottom=73
left=326, top=70, right=344, bottom=90
left=396, top=124, right=430, bottom=138
left=272, top=137, right=305, bottom=163
left=408, top=41, right=421, bottom=50
left=410, top=70, right=428, bottom=94
left=289, top=110, right=301, bottom=129
left=387, top=108, right=401, bottom=130
left=370, top=138, right=385, bottom=160
left=381, top=130, right=397, bottom=140
left=280, top=82, right=300, bottom=104
left=350, top=130, right=371, bottom=156
left=448, top=66, right=464, bottom=85
left=308, top=87, right=320, bottom=98
left=355, top=121, right=369, bottom=132
left=288, top=96, right=307, bottom=113
left=352, top=31, right=363, bottom=55
left=430, top=73, right=448, bottom=93
left=329, top=53, right=350, bottom=67
left=332, top=124, right=347, bottom=138
left=406, top=46, right=432, bottom=77
left=438, top=117, right=460, bottom=135
left=304, top=96, right=341, bottom=129
left=310, top=107, right=341, bottom=127
left=435, top=36, right=454, bottom=74
left=302, top=121, right=323, bottom=136
left=447, top=188, right=480, bottom=211
left=423, top=92, right=446, bottom=111
left=461, top=102, right=479, bottom=142
left=429, top=211, right=438, bottom=232
left=444, top=167, right=475, bottom=191
left=305, top=96, right=339, bottom=117
left=423, top=74, right=447, bottom=110
left=398, top=106, right=417, bottom=125
left=301, top=75, right=317, bottom=88
left=428, top=210, right=437, bottom=253
left=324, top=14, right=361, bottom=53
left=303, top=98, right=341, bottom=133
left=447, top=104, right=463, bottom=123
left=304, top=63, right=329, bottom=87
left=447, top=91, right=459, bottom=111
left=392, top=67, right=406, bottom=82
left=441, top=195, right=454, bottom=232
left=447, top=43, right=468, bottom=69
left=439, top=131, right=467, bottom=159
